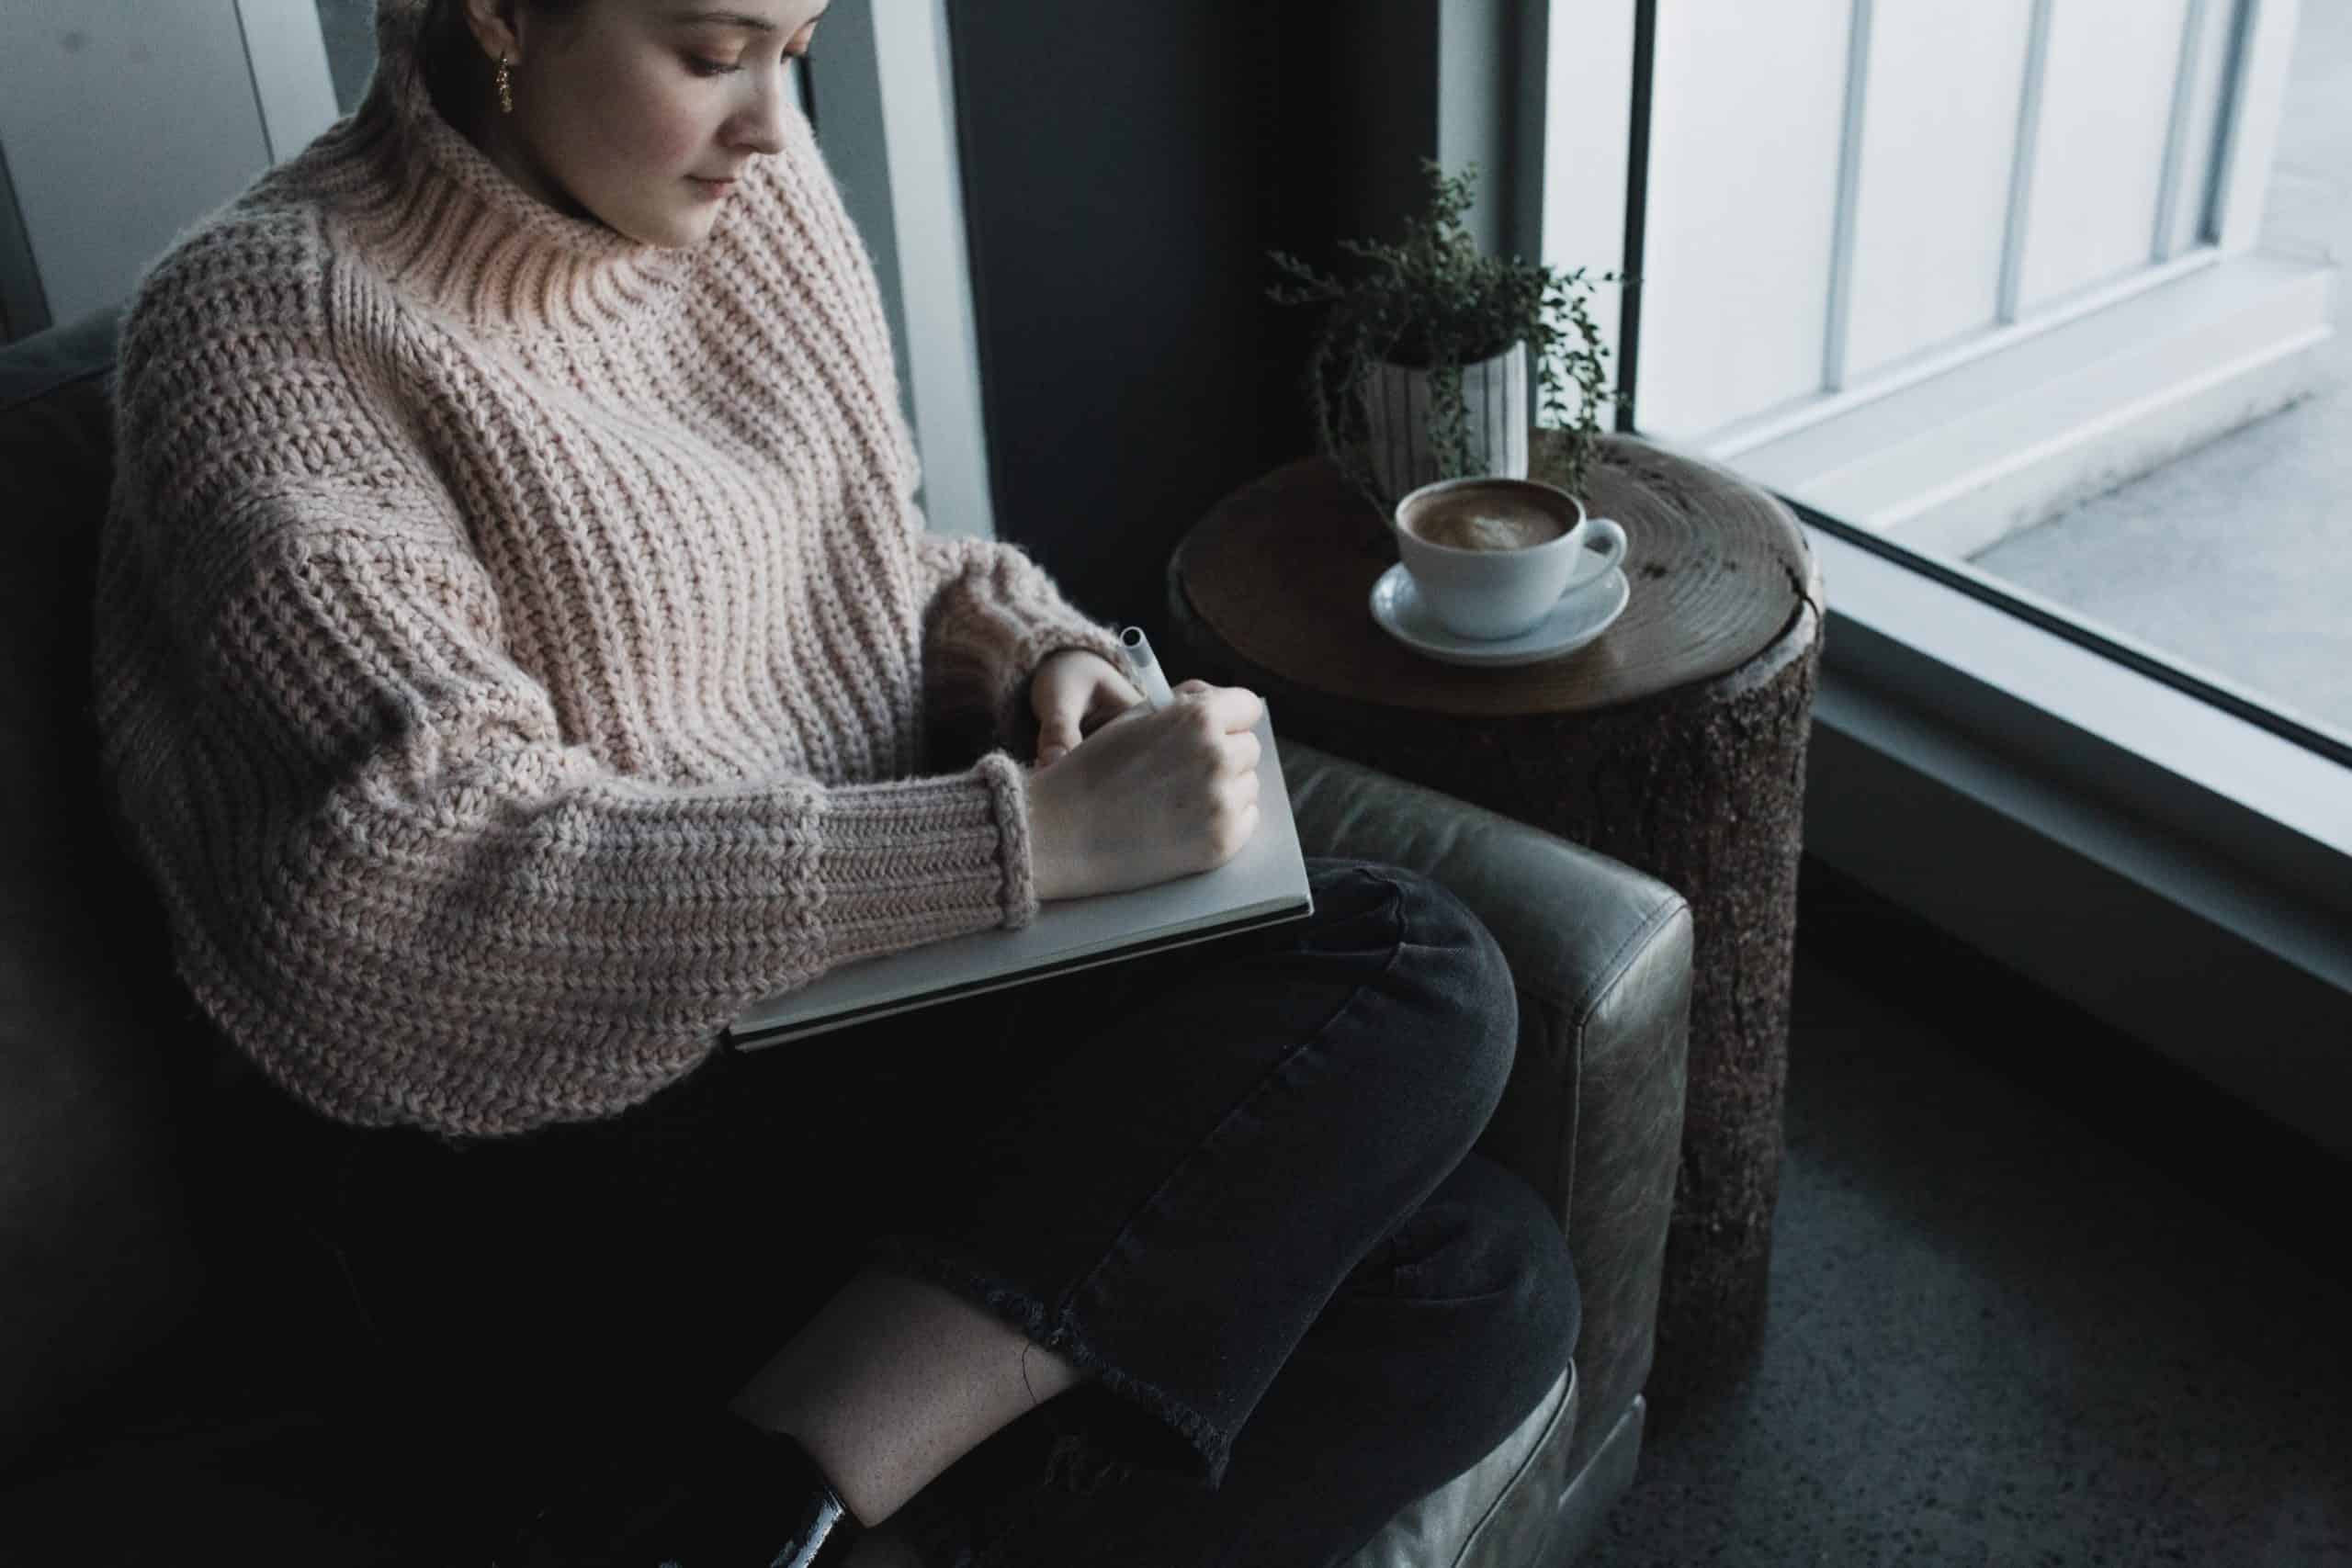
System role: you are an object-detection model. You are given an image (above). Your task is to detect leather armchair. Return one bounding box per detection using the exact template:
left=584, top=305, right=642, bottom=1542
left=0, top=305, right=1692, bottom=1566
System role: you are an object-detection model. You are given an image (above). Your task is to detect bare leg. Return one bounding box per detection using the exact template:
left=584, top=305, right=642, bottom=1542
left=729, top=1266, right=1086, bottom=1529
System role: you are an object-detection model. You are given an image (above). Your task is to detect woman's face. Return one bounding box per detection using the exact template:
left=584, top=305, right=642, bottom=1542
left=462, top=0, right=826, bottom=248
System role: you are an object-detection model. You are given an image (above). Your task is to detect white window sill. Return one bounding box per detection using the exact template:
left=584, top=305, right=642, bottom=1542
left=1690, top=248, right=2337, bottom=563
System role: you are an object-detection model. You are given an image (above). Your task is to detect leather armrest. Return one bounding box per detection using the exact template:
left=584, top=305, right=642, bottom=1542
left=1, top=308, right=213, bottom=1477
left=1279, top=738, right=1692, bottom=1475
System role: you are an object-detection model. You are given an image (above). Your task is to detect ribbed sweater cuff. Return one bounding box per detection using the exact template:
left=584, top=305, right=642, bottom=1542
left=818, top=750, right=1040, bottom=946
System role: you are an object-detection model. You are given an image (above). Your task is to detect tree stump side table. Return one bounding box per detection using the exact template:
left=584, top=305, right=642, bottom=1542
left=1166, top=430, right=1828, bottom=1392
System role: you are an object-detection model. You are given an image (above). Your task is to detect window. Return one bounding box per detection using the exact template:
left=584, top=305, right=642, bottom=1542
left=1533, top=0, right=2350, bottom=1154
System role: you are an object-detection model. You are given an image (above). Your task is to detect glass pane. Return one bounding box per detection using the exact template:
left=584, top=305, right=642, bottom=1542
left=1637, top=0, right=1851, bottom=440
left=1968, top=3, right=2351, bottom=746
left=1636, top=0, right=2351, bottom=755
left=2017, top=0, right=2192, bottom=311
left=2165, top=0, right=2241, bottom=257
left=1844, top=0, right=2035, bottom=381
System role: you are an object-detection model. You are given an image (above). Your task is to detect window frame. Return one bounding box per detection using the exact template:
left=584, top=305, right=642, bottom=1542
left=1519, top=0, right=2351, bottom=1154
left=797, top=2, right=996, bottom=541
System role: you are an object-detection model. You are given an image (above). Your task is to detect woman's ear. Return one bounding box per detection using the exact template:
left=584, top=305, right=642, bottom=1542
left=458, top=0, right=523, bottom=63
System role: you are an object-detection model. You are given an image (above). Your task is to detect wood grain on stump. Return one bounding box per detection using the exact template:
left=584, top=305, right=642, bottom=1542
left=1168, top=431, right=1827, bottom=1390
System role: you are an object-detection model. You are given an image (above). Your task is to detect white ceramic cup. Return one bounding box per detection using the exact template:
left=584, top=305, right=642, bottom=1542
left=1391, top=476, right=1628, bottom=640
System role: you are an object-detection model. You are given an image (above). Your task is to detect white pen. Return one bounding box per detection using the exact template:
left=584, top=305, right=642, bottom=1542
left=1119, top=626, right=1177, bottom=711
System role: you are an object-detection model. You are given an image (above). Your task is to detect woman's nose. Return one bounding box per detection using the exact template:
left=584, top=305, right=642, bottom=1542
left=734, top=84, right=790, bottom=156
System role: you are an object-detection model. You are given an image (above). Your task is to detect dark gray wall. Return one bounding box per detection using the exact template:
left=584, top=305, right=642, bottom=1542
left=942, top=2, right=1549, bottom=652
left=945, top=0, right=1436, bottom=656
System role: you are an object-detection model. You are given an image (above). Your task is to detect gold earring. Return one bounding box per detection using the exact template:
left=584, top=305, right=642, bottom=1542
left=496, top=52, right=514, bottom=116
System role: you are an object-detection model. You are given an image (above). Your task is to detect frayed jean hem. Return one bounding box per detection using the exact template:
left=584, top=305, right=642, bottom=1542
left=859, top=1231, right=1234, bottom=1497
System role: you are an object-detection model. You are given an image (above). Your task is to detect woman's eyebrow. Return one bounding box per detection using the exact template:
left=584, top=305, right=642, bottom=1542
left=666, top=8, right=780, bottom=31
left=664, top=4, right=828, bottom=30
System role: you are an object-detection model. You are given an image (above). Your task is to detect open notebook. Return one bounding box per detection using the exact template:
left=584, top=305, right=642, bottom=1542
left=726, top=705, right=1313, bottom=1049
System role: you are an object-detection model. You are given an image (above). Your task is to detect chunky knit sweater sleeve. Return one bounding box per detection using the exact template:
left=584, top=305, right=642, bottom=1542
left=87, top=6, right=1136, bottom=1136
left=96, top=386, right=1037, bottom=1137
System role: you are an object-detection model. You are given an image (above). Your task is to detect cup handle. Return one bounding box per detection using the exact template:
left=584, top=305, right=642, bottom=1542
left=1565, top=516, right=1627, bottom=593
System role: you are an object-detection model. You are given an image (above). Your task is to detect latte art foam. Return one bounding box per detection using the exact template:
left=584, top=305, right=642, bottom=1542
left=1404, top=490, right=1570, bottom=552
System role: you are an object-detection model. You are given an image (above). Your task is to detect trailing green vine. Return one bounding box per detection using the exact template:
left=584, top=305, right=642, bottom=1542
left=1268, top=158, right=1634, bottom=514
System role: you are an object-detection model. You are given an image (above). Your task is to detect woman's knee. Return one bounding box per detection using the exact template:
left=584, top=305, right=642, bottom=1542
left=1420, top=1154, right=1584, bottom=1401
left=1345, top=1152, right=1581, bottom=1473
left=1470, top=1155, right=1581, bottom=1351
left=1368, top=863, right=1521, bottom=1122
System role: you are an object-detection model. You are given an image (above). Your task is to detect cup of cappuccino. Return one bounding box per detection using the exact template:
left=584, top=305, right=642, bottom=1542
left=1391, top=476, right=1628, bottom=639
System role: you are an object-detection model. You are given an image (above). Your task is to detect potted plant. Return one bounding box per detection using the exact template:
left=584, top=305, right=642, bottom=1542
left=1267, top=157, right=1630, bottom=518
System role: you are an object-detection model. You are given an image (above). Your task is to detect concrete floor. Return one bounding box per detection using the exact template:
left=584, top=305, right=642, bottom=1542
left=1969, top=7, right=2352, bottom=749
left=1580, top=857, right=2352, bottom=1568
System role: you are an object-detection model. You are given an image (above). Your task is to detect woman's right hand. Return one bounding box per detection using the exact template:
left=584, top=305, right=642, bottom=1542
left=1024, top=680, right=1265, bottom=902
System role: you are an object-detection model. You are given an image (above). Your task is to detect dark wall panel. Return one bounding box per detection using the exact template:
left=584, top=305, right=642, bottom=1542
left=945, top=0, right=1373, bottom=657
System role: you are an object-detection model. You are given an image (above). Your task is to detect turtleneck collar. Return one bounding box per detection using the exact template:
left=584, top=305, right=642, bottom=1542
left=313, top=0, right=698, bottom=337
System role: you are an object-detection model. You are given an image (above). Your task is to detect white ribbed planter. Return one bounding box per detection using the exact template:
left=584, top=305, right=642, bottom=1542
left=1361, top=340, right=1531, bottom=502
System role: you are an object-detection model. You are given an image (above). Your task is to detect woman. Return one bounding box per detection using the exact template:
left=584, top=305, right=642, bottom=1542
left=88, top=1, right=1581, bottom=1563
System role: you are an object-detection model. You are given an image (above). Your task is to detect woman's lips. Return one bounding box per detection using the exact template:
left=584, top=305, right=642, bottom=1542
left=687, top=175, right=738, bottom=197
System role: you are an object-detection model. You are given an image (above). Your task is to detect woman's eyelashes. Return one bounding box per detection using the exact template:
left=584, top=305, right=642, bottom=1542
left=684, top=29, right=817, bottom=76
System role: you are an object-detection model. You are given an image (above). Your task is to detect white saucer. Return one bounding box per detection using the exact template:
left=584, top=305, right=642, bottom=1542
left=1369, top=562, right=1630, bottom=668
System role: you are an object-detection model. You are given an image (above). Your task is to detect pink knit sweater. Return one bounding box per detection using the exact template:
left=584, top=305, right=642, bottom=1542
left=89, top=0, right=1133, bottom=1137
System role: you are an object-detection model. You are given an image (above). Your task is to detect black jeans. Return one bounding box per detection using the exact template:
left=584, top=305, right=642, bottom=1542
left=230, top=855, right=1580, bottom=1567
